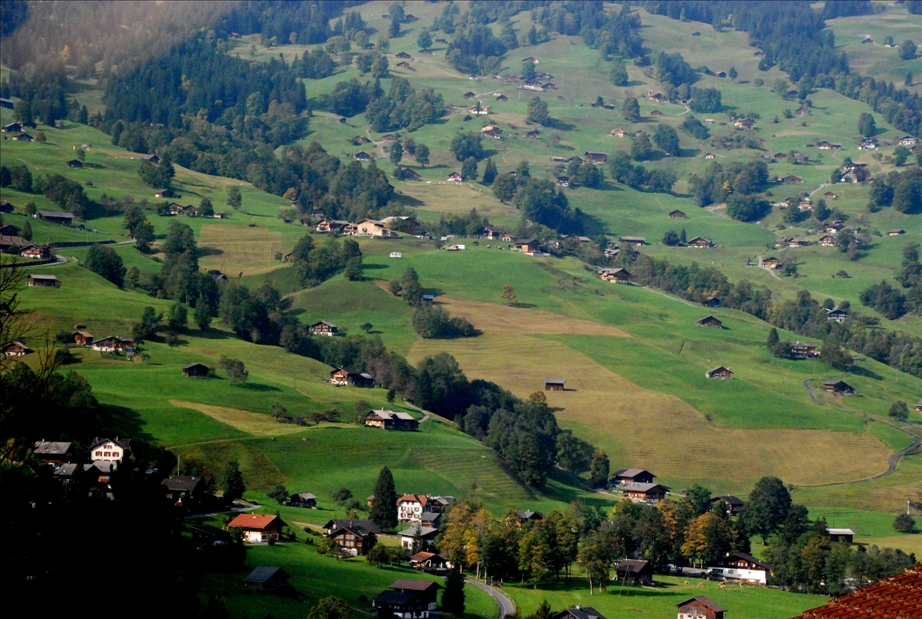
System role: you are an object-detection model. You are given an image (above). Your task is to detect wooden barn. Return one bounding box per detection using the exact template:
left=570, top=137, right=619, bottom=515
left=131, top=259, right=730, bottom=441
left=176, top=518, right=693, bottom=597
left=695, top=315, right=723, bottom=328
left=545, top=378, right=566, bottom=391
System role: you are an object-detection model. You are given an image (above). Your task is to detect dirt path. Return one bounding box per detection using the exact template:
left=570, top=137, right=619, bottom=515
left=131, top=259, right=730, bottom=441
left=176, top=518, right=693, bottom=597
left=675, top=104, right=691, bottom=116
left=364, top=127, right=388, bottom=159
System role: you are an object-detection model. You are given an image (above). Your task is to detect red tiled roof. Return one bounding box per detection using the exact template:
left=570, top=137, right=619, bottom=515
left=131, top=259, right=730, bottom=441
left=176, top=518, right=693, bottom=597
left=227, top=514, right=281, bottom=530
left=791, top=564, right=922, bottom=619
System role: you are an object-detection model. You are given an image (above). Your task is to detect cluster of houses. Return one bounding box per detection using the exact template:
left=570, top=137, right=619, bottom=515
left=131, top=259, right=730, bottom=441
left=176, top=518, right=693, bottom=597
left=28, top=436, right=131, bottom=492
left=314, top=217, right=400, bottom=238
left=610, top=468, right=670, bottom=503
left=2, top=120, right=36, bottom=142
left=3, top=328, right=139, bottom=358
left=165, top=202, right=227, bottom=218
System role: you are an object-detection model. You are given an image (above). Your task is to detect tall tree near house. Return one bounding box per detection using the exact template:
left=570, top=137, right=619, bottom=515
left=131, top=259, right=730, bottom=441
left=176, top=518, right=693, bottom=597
left=415, top=143, right=430, bottom=166
left=622, top=96, right=641, bottom=122
left=441, top=565, right=466, bottom=615
left=226, top=185, right=242, bottom=209
left=740, top=476, right=792, bottom=543
left=222, top=460, right=246, bottom=503
left=370, top=466, right=398, bottom=530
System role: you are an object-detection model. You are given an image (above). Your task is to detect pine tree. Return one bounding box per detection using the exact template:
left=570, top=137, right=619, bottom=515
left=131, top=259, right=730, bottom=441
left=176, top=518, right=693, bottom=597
left=482, top=158, right=497, bottom=185
left=223, top=460, right=246, bottom=503
left=370, top=466, right=398, bottom=530
left=767, top=327, right=780, bottom=353
left=441, top=565, right=466, bottom=615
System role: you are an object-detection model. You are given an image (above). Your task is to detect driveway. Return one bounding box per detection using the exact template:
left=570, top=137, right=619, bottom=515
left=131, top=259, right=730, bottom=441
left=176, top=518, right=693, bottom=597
left=465, top=578, right=516, bottom=619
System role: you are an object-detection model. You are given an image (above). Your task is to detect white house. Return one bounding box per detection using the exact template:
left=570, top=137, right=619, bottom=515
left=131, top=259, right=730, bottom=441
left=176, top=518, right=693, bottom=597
left=707, top=552, right=771, bottom=584
left=89, top=437, right=131, bottom=462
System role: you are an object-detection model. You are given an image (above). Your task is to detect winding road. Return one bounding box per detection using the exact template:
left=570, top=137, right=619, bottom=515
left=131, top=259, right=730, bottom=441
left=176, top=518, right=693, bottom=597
left=465, top=577, right=516, bottom=619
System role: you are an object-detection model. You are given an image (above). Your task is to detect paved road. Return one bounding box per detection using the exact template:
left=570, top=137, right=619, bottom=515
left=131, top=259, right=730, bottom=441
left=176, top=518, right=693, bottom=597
left=465, top=578, right=515, bottom=619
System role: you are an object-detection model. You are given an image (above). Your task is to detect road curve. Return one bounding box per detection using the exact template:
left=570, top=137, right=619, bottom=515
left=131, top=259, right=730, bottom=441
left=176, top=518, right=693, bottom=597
left=465, top=577, right=516, bottom=619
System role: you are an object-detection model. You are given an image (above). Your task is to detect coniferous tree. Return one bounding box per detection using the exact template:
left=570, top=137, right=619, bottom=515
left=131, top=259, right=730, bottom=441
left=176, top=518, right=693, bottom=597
left=370, top=466, right=398, bottom=530
left=441, top=565, right=466, bottom=615
left=222, top=460, right=246, bottom=503
left=482, top=158, right=497, bottom=185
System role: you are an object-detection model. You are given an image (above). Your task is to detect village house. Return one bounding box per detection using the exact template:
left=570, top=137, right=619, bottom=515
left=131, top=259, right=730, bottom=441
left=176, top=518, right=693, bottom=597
left=733, top=117, right=756, bottom=129
left=825, top=307, right=848, bottom=322
left=782, top=175, right=805, bottom=184
left=583, top=151, right=609, bottom=164
left=89, top=437, right=131, bottom=462
left=610, top=128, right=626, bottom=137
left=708, top=552, right=772, bottom=584
left=916, top=400, right=922, bottom=413
left=899, top=136, right=919, bottom=148
left=400, top=168, right=421, bottom=181
left=53, top=463, right=82, bottom=486
left=619, top=236, right=646, bottom=246
left=373, top=581, right=442, bottom=619
left=409, top=551, right=452, bottom=572
left=227, top=514, right=284, bottom=544
left=702, top=296, right=720, bottom=308
left=398, top=494, right=428, bottom=523
left=142, top=154, right=161, bottom=164
left=816, top=141, right=842, bottom=150
left=399, top=525, right=439, bottom=550
left=551, top=607, right=608, bottom=619
left=189, top=523, right=232, bottom=548
left=3, top=341, right=33, bottom=356
left=287, top=492, right=317, bottom=508
left=396, top=61, right=411, bottom=70
left=309, top=320, right=338, bottom=336
left=711, top=495, right=746, bottom=516
left=331, top=368, right=374, bottom=387
left=762, top=257, right=782, bottom=269
left=888, top=229, right=906, bottom=236
left=92, top=336, right=133, bottom=352
left=545, top=378, right=566, bottom=391
left=244, top=566, right=291, bottom=593
left=620, top=482, right=668, bottom=502
left=794, top=107, right=810, bottom=117
left=827, top=528, right=855, bottom=544
left=381, top=134, right=398, bottom=142
left=182, top=363, right=210, bottom=378
left=823, top=379, right=854, bottom=395
left=613, top=468, right=657, bottom=485
left=819, top=235, right=836, bottom=247
left=351, top=135, right=371, bottom=145
left=840, top=163, right=870, bottom=184
left=858, top=138, right=877, bottom=150
left=395, top=51, right=411, bottom=59
left=155, top=188, right=176, bottom=199
left=788, top=237, right=810, bottom=247
left=696, top=315, right=723, bottom=328
left=773, top=152, right=789, bottom=160
left=66, top=159, right=83, bottom=169
left=36, top=210, right=76, bottom=225
left=365, top=410, right=419, bottom=431
left=677, top=597, right=726, bottom=619
left=463, top=91, right=476, bottom=99
left=483, top=226, right=506, bottom=240
left=31, top=440, right=74, bottom=466
left=823, top=221, right=844, bottom=234
left=161, top=475, right=214, bottom=508
left=515, top=510, right=545, bottom=524
left=650, top=109, right=665, bottom=118
left=328, top=522, right=378, bottom=556
left=615, top=559, right=654, bottom=586
left=599, top=267, right=631, bottom=284
left=790, top=342, right=819, bottom=359
left=481, top=125, right=502, bottom=139
left=12, top=132, right=33, bottom=141
left=2, top=121, right=23, bottom=133
left=469, top=105, right=490, bottom=115
left=706, top=366, right=733, bottom=380
left=667, top=210, right=687, bottom=219
left=515, top=239, right=540, bottom=253
left=823, top=191, right=838, bottom=199
left=316, top=219, right=350, bottom=234
left=352, top=151, right=372, bottom=161
left=687, top=236, right=714, bottom=248
left=18, top=244, right=50, bottom=260
left=0, top=234, right=27, bottom=253
left=496, top=94, right=508, bottom=101
left=447, top=172, right=463, bottom=182
left=167, top=202, right=192, bottom=216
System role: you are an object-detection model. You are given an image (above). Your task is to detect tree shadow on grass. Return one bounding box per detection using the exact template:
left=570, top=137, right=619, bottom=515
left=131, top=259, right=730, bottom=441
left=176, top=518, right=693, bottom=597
left=100, top=404, right=155, bottom=443
left=240, top=383, right=282, bottom=392
left=392, top=193, right=425, bottom=207
left=849, top=365, right=883, bottom=380
left=544, top=118, right=575, bottom=131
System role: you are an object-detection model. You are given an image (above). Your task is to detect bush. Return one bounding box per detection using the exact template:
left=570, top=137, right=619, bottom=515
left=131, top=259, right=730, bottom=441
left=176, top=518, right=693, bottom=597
left=893, top=513, right=915, bottom=533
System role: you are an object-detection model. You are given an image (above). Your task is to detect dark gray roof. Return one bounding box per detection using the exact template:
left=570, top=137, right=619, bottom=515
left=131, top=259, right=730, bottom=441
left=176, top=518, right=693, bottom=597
left=37, top=210, right=75, bottom=219
left=516, top=510, right=544, bottom=520
left=545, top=379, right=565, bottom=385
left=245, top=565, right=287, bottom=584
left=619, top=482, right=667, bottom=493
left=398, top=526, right=438, bottom=538
left=32, top=441, right=72, bottom=456
left=54, top=463, right=80, bottom=477
left=720, top=551, right=771, bottom=570
left=616, top=559, right=650, bottom=573
left=161, top=476, right=207, bottom=492
left=373, top=590, right=422, bottom=606
left=322, top=519, right=380, bottom=534
left=676, top=596, right=726, bottom=612
left=553, top=606, right=607, bottom=619
left=390, top=579, right=442, bottom=592
left=292, top=492, right=316, bottom=500
left=614, top=468, right=655, bottom=479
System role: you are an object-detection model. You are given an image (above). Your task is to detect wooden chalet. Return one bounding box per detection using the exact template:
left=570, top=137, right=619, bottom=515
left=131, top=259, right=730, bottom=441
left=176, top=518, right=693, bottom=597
left=669, top=210, right=687, bottom=219
left=31, top=440, right=74, bottom=465
left=309, top=320, right=338, bottom=336
left=515, top=510, right=544, bottom=524
left=826, top=528, right=855, bottom=544
left=706, top=366, right=733, bottom=380
left=155, top=188, right=176, bottom=199
left=545, top=379, right=566, bottom=391
left=899, top=135, right=919, bottom=147
left=287, top=492, right=317, bottom=508
left=395, top=51, right=412, bottom=59
left=3, top=341, right=33, bottom=356
left=790, top=342, right=819, bottom=359
left=619, top=236, right=646, bottom=246
left=92, top=336, right=133, bottom=352
left=702, top=296, right=720, bottom=308
left=447, top=172, right=463, bottom=182
left=168, top=202, right=194, bottom=216
left=823, top=191, right=838, bottom=199
left=824, top=221, right=844, bottom=234
left=710, top=495, right=746, bottom=516
left=823, top=379, right=854, bottom=395
left=2, top=121, right=23, bottom=133
left=733, top=117, right=756, bottom=129
left=372, top=588, right=433, bottom=618
left=350, top=135, right=371, bottom=145
left=888, top=229, right=906, bottom=236
left=12, top=132, right=33, bottom=141
left=620, top=482, right=668, bottom=502
left=365, top=410, right=419, bottom=431
left=37, top=210, right=75, bottom=225
left=615, top=559, right=654, bottom=586
left=820, top=235, right=836, bottom=247
left=916, top=400, right=922, bottom=413
left=496, top=94, right=508, bottom=101
left=161, top=475, right=214, bottom=508
left=19, top=244, right=52, bottom=259
left=584, top=151, right=609, bottom=164
left=28, top=274, right=61, bottom=287
left=556, top=176, right=570, bottom=187
left=396, top=61, right=411, bottom=70
left=331, top=367, right=374, bottom=387
left=650, top=109, right=665, bottom=117
left=463, top=91, right=477, bottom=99
left=400, top=168, right=421, bottom=181
left=244, top=566, right=290, bottom=592
left=782, top=175, right=805, bottom=184
left=182, top=363, right=210, bottom=378
left=677, top=597, right=726, bottom=619
left=708, top=552, right=771, bottom=584
left=515, top=239, right=540, bottom=253
left=610, top=128, right=626, bottom=137
left=381, top=134, right=398, bottom=142
left=387, top=580, right=442, bottom=610
left=696, top=315, right=723, bottom=328
left=227, top=514, right=284, bottom=544
left=550, top=607, right=608, bottom=619
left=66, top=159, right=83, bottom=169
left=599, top=268, right=631, bottom=284
left=409, top=551, right=452, bottom=572
left=613, top=468, right=656, bottom=485
left=0, top=234, right=27, bottom=252
left=468, top=105, right=490, bottom=115
left=316, top=219, right=350, bottom=233
left=762, top=257, right=782, bottom=269
left=481, top=125, right=502, bottom=139
left=53, top=463, right=82, bottom=485
left=352, top=151, right=372, bottom=161
left=816, top=141, right=842, bottom=150
left=687, top=236, right=714, bottom=248
left=322, top=518, right=380, bottom=536
left=825, top=307, right=848, bottom=322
